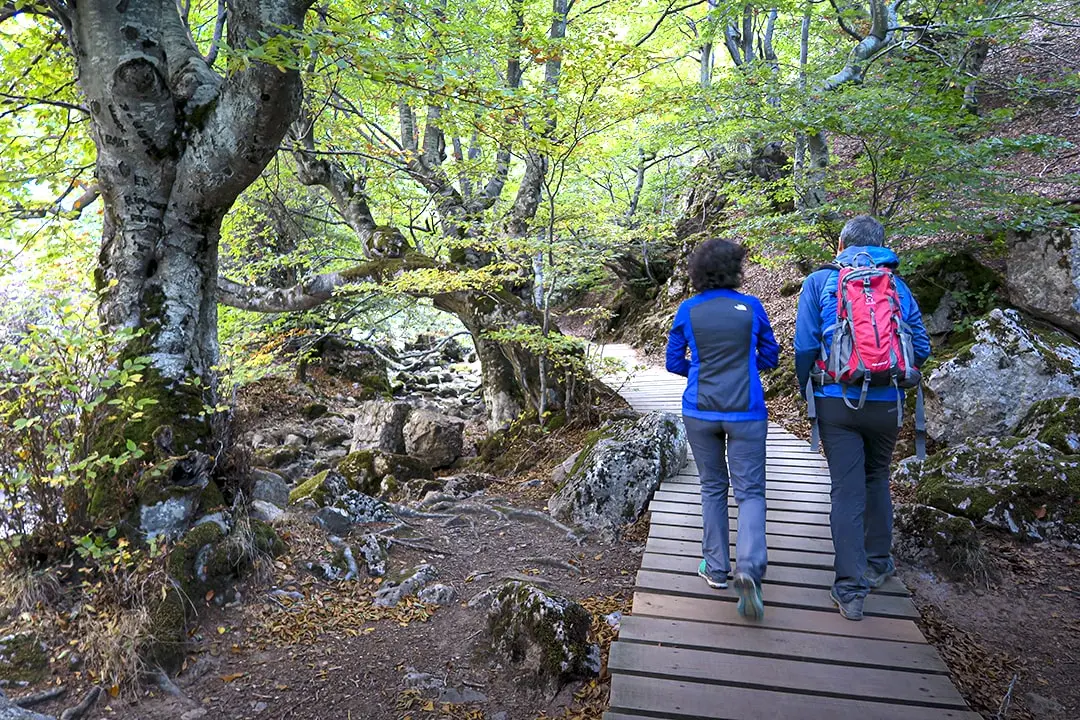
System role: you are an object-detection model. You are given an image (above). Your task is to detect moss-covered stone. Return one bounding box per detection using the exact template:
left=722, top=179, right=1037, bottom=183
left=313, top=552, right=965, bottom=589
left=144, top=588, right=188, bottom=673
left=1016, top=396, right=1080, bottom=455
left=486, top=581, right=599, bottom=687
left=288, top=469, right=347, bottom=506
left=893, top=503, right=989, bottom=582
left=900, top=250, right=1003, bottom=339
left=896, top=436, right=1080, bottom=541
left=253, top=444, right=302, bottom=469
left=337, top=451, right=379, bottom=495
left=0, top=632, right=48, bottom=684
left=199, top=480, right=226, bottom=513
left=249, top=519, right=287, bottom=557
left=301, top=402, right=329, bottom=420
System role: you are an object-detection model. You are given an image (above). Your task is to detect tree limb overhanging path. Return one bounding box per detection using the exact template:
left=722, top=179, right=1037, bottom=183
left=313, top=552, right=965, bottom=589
left=602, top=345, right=976, bottom=720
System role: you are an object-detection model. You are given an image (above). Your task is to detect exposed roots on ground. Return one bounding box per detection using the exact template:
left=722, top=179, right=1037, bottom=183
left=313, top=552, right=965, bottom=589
left=13, top=686, right=67, bottom=708
left=58, top=686, right=102, bottom=720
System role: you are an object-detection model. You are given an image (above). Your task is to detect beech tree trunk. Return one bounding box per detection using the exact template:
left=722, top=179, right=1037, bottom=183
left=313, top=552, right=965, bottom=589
left=51, top=0, right=312, bottom=516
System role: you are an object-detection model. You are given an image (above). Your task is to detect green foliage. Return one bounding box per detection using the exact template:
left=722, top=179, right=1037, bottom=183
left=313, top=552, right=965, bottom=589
left=0, top=292, right=153, bottom=562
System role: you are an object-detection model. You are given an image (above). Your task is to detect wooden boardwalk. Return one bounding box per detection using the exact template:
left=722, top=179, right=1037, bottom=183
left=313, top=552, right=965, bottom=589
left=602, top=346, right=976, bottom=720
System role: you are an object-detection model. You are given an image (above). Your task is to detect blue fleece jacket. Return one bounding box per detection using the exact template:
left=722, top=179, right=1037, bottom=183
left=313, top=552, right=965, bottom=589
left=794, top=245, right=931, bottom=402
left=666, top=288, right=780, bottom=422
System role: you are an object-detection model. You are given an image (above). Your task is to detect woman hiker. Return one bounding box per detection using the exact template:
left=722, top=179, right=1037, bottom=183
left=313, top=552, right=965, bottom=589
left=665, top=238, right=780, bottom=619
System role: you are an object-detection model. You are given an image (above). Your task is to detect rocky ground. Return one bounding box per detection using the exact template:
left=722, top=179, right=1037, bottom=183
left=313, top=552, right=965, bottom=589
left=0, top=335, right=676, bottom=720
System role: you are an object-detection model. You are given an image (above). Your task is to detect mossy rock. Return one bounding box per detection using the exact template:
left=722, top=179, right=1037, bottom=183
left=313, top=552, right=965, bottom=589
left=198, top=480, right=226, bottom=514
left=289, top=469, right=348, bottom=506
left=899, top=250, right=1003, bottom=339
left=249, top=518, right=287, bottom=558
left=166, top=522, right=227, bottom=597
left=1016, top=396, right=1080, bottom=455
left=145, top=588, right=188, bottom=673
left=0, top=632, right=48, bottom=684
left=896, top=436, right=1080, bottom=541
left=486, top=581, right=600, bottom=687
left=893, top=503, right=988, bottom=582
left=337, top=451, right=379, bottom=495
left=253, top=444, right=302, bottom=469
left=301, top=402, right=329, bottom=420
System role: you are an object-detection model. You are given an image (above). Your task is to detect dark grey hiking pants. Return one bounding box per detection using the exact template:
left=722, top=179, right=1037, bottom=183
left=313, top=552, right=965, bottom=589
left=816, top=398, right=900, bottom=602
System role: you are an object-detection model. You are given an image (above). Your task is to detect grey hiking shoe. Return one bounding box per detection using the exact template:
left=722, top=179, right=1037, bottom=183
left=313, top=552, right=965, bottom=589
left=733, top=573, right=764, bottom=620
left=830, top=589, right=864, bottom=621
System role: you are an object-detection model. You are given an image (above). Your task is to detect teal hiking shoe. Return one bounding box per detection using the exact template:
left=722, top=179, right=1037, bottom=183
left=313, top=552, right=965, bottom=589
left=732, top=572, right=764, bottom=620
left=697, top=559, right=728, bottom=589
left=830, top=589, right=864, bottom=621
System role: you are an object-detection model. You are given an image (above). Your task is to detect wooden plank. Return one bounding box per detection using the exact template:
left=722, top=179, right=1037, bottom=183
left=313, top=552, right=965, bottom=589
left=609, top=643, right=966, bottom=707
left=616, top=615, right=940, bottom=672
left=669, top=475, right=833, bottom=491
left=647, top=502, right=833, bottom=526
left=649, top=525, right=835, bottom=555
left=608, top=675, right=979, bottom=720
left=659, top=483, right=832, bottom=504
left=634, top=570, right=918, bottom=619
left=652, top=493, right=831, bottom=517
left=649, top=513, right=834, bottom=540
left=645, top=538, right=835, bottom=569
left=632, top=592, right=927, bottom=642
left=638, top=553, right=909, bottom=596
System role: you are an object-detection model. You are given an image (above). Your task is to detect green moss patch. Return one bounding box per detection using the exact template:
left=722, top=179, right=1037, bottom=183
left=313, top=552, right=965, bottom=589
left=0, top=632, right=48, bottom=684
left=1016, top=396, right=1080, bottom=455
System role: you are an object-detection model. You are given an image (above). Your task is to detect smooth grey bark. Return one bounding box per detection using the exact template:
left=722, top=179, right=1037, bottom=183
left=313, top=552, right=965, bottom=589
left=50, top=0, right=313, bottom=457
left=794, top=0, right=812, bottom=208
left=804, top=0, right=899, bottom=209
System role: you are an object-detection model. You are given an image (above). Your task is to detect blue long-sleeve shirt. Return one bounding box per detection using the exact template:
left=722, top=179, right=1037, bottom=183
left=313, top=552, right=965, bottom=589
left=794, top=245, right=931, bottom=402
left=666, top=288, right=779, bottom=422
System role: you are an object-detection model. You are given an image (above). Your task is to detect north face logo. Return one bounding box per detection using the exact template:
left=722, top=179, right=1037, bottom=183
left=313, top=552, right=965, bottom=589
left=734, top=303, right=748, bottom=311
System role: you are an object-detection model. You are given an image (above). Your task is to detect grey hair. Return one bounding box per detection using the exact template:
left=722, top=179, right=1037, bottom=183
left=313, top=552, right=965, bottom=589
left=839, top=215, right=886, bottom=247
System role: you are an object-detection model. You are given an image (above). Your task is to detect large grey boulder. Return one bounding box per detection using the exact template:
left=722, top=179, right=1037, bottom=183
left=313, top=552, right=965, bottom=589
left=925, top=309, right=1080, bottom=443
left=1007, top=227, right=1080, bottom=336
left=895, top=436, right=1080, bottom=543
left=486, top=581, right=600, bottom=688
left=548, top=411, right=687, bottom=538
left=374, top=564, right=438, bottom=607
left=403, top=409, right=464, bottom=468
left=350, top=400, right=412, bottom=454
left=892, top=503, right=984, bottom=580
left=251, top=469, right=290, bottom=509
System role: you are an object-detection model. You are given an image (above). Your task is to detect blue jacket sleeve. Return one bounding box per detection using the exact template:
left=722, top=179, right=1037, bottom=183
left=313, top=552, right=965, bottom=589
left=753, top=299, right=779, bottom=370
left=794, top=273, right=825, bottom=395
left=898, top=278, right=931, bottom=367
left=665, top=304, right=690, bottom=377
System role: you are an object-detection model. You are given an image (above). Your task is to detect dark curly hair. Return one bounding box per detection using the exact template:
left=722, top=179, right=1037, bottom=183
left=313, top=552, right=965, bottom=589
left=688, top=238, right=746, bottom=292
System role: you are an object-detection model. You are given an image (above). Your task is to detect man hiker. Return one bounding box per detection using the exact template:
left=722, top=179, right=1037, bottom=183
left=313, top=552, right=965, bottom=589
left=667, top=237, right=780, bottom=620
left=794, top=215, right=930, bottom=621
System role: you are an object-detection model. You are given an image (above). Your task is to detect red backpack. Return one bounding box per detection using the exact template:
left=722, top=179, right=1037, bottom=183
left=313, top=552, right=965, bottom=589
left=806, top=256, right=926, bottom=458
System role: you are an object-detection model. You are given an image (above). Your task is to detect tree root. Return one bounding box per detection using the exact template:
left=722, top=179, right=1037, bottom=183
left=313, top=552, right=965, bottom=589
left=14, top=686, right=66, bottom=708
left=388, top=503, right=452, bottom=520
left=376, top=522, right=410, bottom=537
left=522, top=556, right=583, bottom=574
left=492, top=506, right=583, bottom=543
left=59, top=687, right=102, bottom=720
left=389, top=537, right=447, bottom=554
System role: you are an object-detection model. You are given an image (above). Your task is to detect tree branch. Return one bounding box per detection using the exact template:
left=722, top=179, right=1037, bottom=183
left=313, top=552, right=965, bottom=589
left=218, top=255, right=439, bottom=313
left=204, top=0, right=227, bottom=67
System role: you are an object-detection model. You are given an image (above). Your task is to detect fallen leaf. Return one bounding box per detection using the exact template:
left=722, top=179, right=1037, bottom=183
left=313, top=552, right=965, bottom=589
left=221, top=673, right=246, bottom=683
left=108, top=685, right=119, bottom=698
left=205, top=590, right=215, bottom=602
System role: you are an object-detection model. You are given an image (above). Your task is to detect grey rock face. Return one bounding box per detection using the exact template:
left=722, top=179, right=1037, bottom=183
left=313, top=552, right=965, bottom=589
left=548, top=412, right=687, bottom=538
left=417, top=583, right=458, bottom=606
left=1007, top=227, right=1080, bottom=336
left=403, top=409, right=464, bottom=468
left=313, top=507, right=353, bottom=536
left=925, top=309, right=1080, bottom=443
left=251, top=469, right=290, bottom=509
left=336, top=490, right=395, bottom=524
left=249, top=500, right=284, bottom=525
left=350, top=401, right=412, bottom=454
left=140, top=494, right=199, bottom=542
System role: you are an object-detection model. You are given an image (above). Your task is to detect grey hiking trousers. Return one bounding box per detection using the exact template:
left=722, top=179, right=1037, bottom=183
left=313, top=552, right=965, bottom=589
left=816, top=398, right=900, bottom=602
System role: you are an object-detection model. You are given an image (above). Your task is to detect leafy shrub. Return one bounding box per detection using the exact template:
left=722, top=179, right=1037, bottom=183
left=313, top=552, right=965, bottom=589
left=0, top=293, right=153, bottom=564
